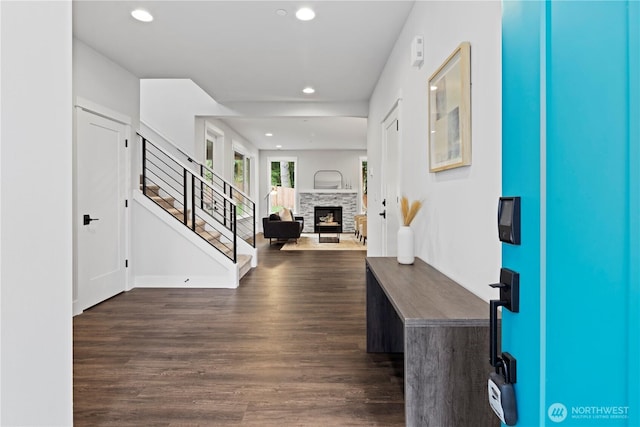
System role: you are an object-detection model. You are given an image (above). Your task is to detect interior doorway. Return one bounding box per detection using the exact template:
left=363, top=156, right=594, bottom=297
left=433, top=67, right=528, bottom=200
left=381, top=102, right=400, bottom=256
left=75, top=105, right=129, bottom=313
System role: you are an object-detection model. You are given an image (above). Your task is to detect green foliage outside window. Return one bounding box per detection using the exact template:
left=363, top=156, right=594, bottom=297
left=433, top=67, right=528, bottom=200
left=270, top=161, right=295, bottom=188
left=362, top=161, right=367, bottom=194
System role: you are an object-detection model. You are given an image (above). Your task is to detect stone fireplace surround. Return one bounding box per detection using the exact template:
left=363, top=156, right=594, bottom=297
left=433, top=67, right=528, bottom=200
left=298, top=189, right=358, bottom=234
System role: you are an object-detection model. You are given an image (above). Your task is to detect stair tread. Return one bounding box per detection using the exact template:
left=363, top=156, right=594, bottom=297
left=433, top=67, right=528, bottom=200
left=150, top=195, right=174, bottom=202
left=146, top=197, right=214, bottom=232
left=149, top=195, right=175, bottom=209
left=238, top=254, right=253, bottom=281
left=142, top=185, right=160, bottom=193
left=237, top=254, right=251, bottom=265
left=199, top=229, right=222, bottom=239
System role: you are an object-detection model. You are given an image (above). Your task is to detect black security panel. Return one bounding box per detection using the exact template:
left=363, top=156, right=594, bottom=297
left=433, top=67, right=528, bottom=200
left=498, top=197, right=520, bottom=245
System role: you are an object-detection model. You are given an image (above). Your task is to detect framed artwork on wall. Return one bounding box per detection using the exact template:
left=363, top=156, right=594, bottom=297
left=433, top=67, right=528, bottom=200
left=428, top=42, right=471, bottom=172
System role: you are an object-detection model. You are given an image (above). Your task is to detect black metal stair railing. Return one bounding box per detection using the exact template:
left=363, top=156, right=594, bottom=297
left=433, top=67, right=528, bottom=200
left=141, top=136, right=238, bottom=263
left=137, top=132, right=255, bottom=248
left=197, top=163, right=255, bottom=247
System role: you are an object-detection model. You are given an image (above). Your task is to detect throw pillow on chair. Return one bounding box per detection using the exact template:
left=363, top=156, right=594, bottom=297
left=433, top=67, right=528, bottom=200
left=279, top=207, right=293, bottom=222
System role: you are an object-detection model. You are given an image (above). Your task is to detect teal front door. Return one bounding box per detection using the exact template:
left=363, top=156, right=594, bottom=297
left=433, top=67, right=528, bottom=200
left=501, top=1, right=639, bottom=425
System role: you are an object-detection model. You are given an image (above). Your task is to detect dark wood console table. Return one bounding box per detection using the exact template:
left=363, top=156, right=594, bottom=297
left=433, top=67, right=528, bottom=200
left=366, top=257, right=497, bottom=427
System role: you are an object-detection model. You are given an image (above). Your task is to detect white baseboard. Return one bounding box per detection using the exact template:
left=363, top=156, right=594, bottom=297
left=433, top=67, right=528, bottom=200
left=133, top=275, right=238, bottom=289
left=73, top=300, right=83, bottom=316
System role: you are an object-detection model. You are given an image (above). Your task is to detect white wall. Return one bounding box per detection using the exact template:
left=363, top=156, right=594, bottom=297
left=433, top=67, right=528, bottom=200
left=140, top=79, right=234, bottom=157
left=368, top=1, right=502, bottom=302
left=0, top=2, right=73, bottom=424
left=73, top=38, right=140, bottom=130
left=259, top=149, right=366, bottom=216
left=132, top=196, right=235, bottom=288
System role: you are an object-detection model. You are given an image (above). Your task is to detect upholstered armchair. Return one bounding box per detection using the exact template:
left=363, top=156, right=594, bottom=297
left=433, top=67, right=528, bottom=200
left=355, top=214, right=367, bottom=244
left=358, top=216, right=367, bottom=244
left=354, top=214, right=366, bottom=237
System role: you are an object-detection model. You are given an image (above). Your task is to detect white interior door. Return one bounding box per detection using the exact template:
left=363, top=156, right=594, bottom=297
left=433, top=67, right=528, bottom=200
left=76, top=108, right=127, bottom=311
left=381, top=106, right=400, bottom=256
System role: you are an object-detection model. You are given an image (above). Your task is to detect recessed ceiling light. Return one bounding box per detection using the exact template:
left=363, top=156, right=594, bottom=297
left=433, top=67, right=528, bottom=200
left=275, top=9, right=288, bottom=17
left=265, top=133, right=273, bottom=137
left=296, top=7, right=315, bottom=21
left=276, top=145, right=283, bottom=148
left=302, top=87, right=315, bottom=94
left=131, top=8, right=153, bottom=22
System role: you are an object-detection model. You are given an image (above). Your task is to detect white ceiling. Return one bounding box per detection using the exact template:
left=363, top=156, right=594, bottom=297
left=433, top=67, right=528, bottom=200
left=73, top=1, right=415, bottom=150
left=221, top=116, right=367, bottom=151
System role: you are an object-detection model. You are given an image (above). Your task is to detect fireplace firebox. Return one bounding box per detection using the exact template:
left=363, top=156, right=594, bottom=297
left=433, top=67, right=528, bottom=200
left=314, top=206, right=343, bottom=233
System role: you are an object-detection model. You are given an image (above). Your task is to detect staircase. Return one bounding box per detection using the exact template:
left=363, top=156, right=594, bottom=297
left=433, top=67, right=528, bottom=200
left=138, top=134, right=256, bottom=282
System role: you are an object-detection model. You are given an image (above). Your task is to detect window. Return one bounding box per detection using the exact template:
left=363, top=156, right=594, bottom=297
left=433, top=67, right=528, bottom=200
left=205, top=138, right=214, bottom=169
left=204, top=138, right=214, bottom=183
left=200, top=125, right=225, bottom=218
left=233, top=148, right=252, bottom=217
left=234, top=150, right=251, bottom=196
left=360, top=157, right=368, bottom=213
left=204, top=124, right=224, bottom=183
left=267, top=157, right=297, bottom=214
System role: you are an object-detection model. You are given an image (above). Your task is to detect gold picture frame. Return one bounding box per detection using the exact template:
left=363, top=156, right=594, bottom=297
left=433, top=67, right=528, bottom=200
left=428, top=42, right=471, bottom=172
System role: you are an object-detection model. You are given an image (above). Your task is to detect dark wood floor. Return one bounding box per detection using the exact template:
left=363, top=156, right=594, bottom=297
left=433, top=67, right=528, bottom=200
left=74, top=235, right=405, bottom=426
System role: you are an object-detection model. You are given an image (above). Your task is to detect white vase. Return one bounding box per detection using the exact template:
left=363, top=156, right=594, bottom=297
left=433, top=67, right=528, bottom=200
left=397, top=226, right=415, bottom=264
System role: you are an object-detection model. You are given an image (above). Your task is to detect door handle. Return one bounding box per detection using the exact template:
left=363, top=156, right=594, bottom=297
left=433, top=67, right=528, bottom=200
left=83, top=214, right=100, bottom=225
left=379, top=210, right=386, bottom=219
left=488, top=268, right=519, bottom=382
